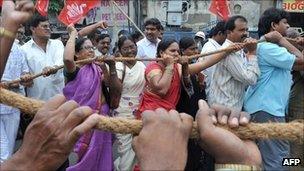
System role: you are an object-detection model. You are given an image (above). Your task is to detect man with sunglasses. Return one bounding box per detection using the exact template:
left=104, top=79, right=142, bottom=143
left=21, top=14, right=65, bottom=101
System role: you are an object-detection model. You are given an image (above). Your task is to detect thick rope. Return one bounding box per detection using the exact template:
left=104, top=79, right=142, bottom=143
left=0, top=88, right=303, bottom=143
left=0, top=40, right=261, bottom=87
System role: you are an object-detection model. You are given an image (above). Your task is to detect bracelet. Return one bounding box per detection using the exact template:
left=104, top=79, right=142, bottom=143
left=0, top=27, right=15, bottom=39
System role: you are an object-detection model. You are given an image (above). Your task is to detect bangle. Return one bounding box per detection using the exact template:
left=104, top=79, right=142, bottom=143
left=0, top=27, right=15, bottom=39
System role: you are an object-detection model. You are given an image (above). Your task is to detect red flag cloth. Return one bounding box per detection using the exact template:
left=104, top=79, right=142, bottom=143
left=209, top=0, right=230, bottom=21
left=35, top=0, right=49, bottom=16
left=0, top=0, right=3, bottom=7
left=58, top=0, right=100, bottom=26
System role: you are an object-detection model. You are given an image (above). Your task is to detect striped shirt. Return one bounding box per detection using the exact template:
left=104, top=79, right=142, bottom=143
left=208, top=39, right=260, bottom=111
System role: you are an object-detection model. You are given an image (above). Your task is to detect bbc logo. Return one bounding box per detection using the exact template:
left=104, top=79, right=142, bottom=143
left=282, top=158, right=301, bottom=166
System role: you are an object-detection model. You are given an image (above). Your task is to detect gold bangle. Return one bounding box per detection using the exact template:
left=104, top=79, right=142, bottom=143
left=0, top=27, right=15, bottom=39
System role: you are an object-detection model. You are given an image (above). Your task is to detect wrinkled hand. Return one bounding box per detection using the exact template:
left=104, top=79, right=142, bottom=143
left=132, top=108, right=193, bottom=170
left=103, top=56, right=116, bottom=67
left=2, top=95, right=101, bottom=170
left=20, top=73, right=33, bottom=87
left=162, top=53, right=175, bottom=66
left=196, top=100, right=261, bottom=165
left=67, top=24, right=78, bottom=36
left=1, top=0, right=35, bottom=29
left=42, top=66, right=58, bottom=77
left=264, top=31, right=284, bottom=44
left=243, top=38, right=257, bottom=53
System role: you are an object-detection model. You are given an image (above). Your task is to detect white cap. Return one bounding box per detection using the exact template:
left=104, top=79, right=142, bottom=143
left=195, top=31, right=206, bottom=39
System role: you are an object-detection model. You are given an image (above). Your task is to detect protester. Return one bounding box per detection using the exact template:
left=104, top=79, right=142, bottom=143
left=200, top=21, right=227, bottom=101
left=194, top=31, right=206, bottom=52
left=137, top=38, right=242, bottom=116
left=0, top=0, right=35, bottom=79
left=137, top=18, right=162, bottom=65
left=79, top=21, right=107, bottom=47
left=112, top=36, right=146, bottom=171
left=287, top=28, right=304, bottom=169
left=95, top=33, right=111, bottom=56
left=244, top=8, right=304, bottom=170
left=0, top=41, right=32, bottom=162
left=158, top=24, right=164, bottom=40
left=176, top=36, right=212, bottom=171
left=209, top=15, right=259, bottom=111
left=21, top=14, right=65, bottom=101
left=62, top=24, right=120, bottom=171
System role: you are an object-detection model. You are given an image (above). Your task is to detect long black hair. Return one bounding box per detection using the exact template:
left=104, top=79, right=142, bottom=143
left=156, top=38, right=178, bottom=58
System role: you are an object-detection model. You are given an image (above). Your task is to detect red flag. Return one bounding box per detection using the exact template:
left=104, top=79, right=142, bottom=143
left=209, top=0, right=230, bottom=21
left=0, top=0, right=3, bottom=7
left=35, top=0, right=49, bottom=16
left=58, top=0, right=100, bottom=26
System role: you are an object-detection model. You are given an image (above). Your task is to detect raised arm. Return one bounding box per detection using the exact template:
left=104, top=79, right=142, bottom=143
left=63, top=25, right=78, bottom=73
left=187, top=44, right=244, bottom=75
left=78, top=21, right=107, bottom=38
left=147, top=55, right=175, bottom=97
left=0, top=0, right=34, bottom=78
left=265, top=31, right=304, bottom=71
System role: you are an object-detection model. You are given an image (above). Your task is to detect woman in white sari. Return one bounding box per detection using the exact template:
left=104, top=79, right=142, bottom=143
left=112, top=36, right=146, bottom=171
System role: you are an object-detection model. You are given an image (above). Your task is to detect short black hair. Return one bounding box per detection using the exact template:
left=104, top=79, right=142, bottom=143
left=87, top=30, right=101, bottom=41
left=131, top=30, right=143, bottom=40
left=118, top=30, right=129, bottom=37
left=156, top=38, right=178, bottom=57
left=144, top=18, right=162, bottom=30
left=29, top=13, right=48, bottom=28
left=225, top=15, right=247, bottom=31
left=179, top=37, right=195, bottom=53
left=258, top=7, right=290, bottom=37
left=96, top=33, right=111, bottom=43
left=209, top=21, right=226, bottom=37
left=117, top=35, right=136, bottom=51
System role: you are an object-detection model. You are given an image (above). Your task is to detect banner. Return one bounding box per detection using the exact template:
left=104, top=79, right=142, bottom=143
left=35, top=0, right=49, bottom=16
left=58, top=0, right=101, bottom=25
left=209, top=0, right=230, bottom=21
left=282, top=0, right=304, bottom=13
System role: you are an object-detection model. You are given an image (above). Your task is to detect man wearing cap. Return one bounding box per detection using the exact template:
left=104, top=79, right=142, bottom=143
left=194, top=31, right=206, bottom=52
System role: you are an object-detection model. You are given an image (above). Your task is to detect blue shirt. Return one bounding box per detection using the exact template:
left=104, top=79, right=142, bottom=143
left=244, top=42, right=296, bottom=117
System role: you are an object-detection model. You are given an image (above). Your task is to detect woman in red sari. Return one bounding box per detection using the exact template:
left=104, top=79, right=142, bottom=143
left=137, top=38, right=242, bottom=117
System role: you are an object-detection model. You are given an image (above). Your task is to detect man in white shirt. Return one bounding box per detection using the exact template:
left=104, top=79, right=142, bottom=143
left=95, top=33, right=111, bottom=57
left=199, top=21, right=227, bottom=101
left=209, top=15, right=260, bottom=111
left=21, top=14, right=65, bottom=101
left=136, top=18, right=162, bottom=65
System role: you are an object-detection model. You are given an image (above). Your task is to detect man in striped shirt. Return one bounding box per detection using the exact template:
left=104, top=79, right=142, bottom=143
left=209, top=15, right=260, bottom=115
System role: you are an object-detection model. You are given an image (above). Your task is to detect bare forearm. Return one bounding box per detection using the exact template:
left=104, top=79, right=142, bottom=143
left=108, top=65, right=122, bottom=108
left=63, top=34, right=77, bottom=72
left=78, top=23, right=99, bottom=37
left=279, top=38, right=303, bottom=59
left=0, top=24, right=19, bottom=79
left=154, top=66, right=174, bottom=95
left=189, top=52, right=228, bottom=74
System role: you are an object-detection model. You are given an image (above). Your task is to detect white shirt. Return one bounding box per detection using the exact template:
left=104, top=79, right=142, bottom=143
left=1, top=42, right=29, bottom=114
left=21, top=39, right=65, bottom=101
left=209, top=39, right=260, bottom=111
left=136, top=37, right=160, bottom=65
left=199, top=38, right=222, bottom=101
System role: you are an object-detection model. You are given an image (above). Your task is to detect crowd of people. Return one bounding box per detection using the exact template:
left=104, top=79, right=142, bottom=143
left=0, top=0, right=303, bottom=171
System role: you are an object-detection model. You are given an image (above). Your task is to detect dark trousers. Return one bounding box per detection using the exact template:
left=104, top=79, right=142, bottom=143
left=251, top=111, right=290, bottom=171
